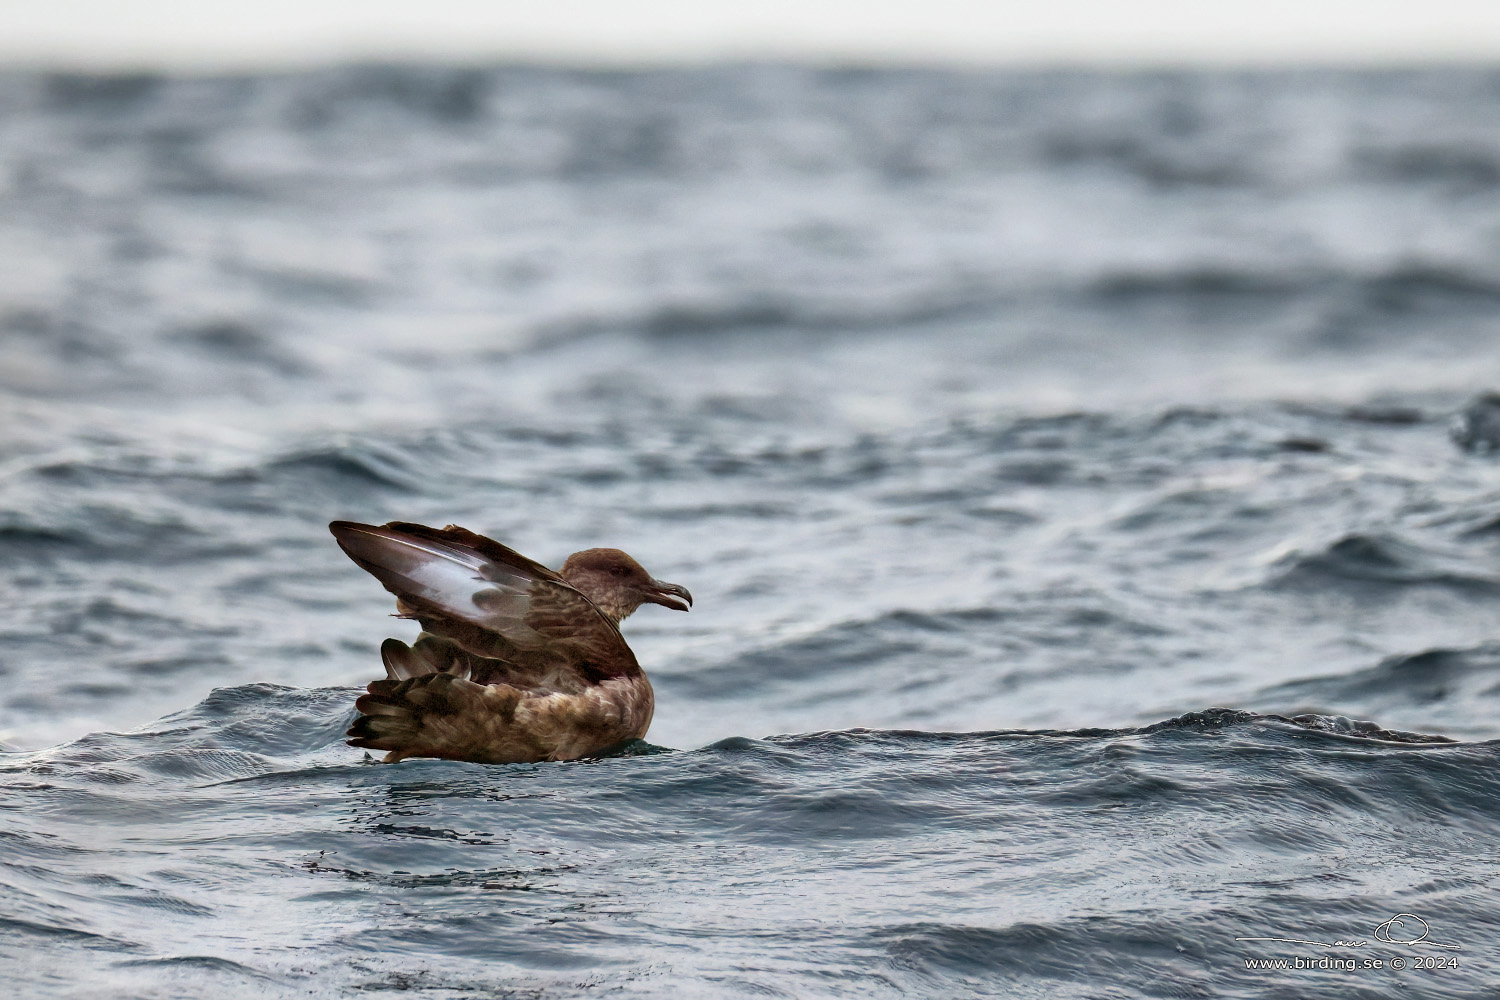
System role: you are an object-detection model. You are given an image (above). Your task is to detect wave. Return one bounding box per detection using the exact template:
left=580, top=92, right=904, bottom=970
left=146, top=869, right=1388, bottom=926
left=1451, top=391, right=1500, bottom=454
left=1252, top=643, right=1500, bottom=726
left=0, top=503, right=252, bottom=565
left=1266, top=532, right=1500, bottom=594
left=511, top=258, right=1500, bottom=348
left=671, top=601, right=1167, bottom=702
left=3, top=684, right=1495, bottom=995
left=0, top=519, right=89, bottom=553
left=164, top=321, right=305, bottom=375
left=534, top=287, right=1004, bottom=342
left=1085, top=260, right=1500, bottom=317
left=4, top=685, right=1470, bottom=778
left=0, top=685, right=356, bottom=780
left=20, top=66, right=1500, bottom=191
left=260, top=441, right=421, bottom=492
left=1356, top=141, right=1500, bottom=188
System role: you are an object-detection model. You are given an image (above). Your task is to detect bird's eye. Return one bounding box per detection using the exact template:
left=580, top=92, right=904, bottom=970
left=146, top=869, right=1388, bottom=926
left=611, top=566, right=630, bottom=578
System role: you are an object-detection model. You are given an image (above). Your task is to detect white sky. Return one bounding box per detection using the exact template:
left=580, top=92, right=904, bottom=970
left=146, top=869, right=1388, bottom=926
left=3, top=1, right=1500, bottom=70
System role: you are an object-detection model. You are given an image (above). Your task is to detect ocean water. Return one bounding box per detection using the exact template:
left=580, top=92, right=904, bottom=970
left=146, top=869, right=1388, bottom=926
left=4, top=65, right=1500, bottom=997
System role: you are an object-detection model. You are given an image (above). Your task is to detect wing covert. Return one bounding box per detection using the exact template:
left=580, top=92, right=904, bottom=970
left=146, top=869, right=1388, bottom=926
left=330, top=520, right=639, bottom=678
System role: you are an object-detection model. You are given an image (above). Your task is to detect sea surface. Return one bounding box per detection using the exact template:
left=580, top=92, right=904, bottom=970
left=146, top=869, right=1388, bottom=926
left=3, top=65, right=1500, bottom=998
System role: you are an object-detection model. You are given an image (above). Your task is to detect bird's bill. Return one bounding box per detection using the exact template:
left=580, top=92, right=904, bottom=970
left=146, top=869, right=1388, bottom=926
left=645, top=580, right=693, bottom=612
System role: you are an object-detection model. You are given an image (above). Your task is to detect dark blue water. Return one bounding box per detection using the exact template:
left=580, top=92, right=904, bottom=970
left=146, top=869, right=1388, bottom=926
left=4, top=65, right=1500, bottom=997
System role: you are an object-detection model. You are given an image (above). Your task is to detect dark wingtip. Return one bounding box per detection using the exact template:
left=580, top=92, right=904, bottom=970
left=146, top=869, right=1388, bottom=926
left=328, top=521, right=402, bottom=568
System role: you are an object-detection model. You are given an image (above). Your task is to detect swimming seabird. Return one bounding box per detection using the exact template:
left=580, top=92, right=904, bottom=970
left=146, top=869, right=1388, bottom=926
left=329, top=520, right=692, bottom=763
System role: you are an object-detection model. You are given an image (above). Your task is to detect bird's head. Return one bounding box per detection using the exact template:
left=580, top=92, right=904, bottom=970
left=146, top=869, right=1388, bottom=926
left=560, top=548, right=693, bottom=624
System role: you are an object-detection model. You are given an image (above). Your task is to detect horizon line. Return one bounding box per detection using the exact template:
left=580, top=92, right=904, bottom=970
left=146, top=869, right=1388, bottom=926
left=7, top=49, right=1500, bottom=78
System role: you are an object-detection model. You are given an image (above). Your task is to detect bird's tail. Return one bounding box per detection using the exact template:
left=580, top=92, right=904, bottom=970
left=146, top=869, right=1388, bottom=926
left=378, top=635, right=475, bottom=681
left=347, top=671, right=525, bottom=763
left=349, top=673, right=461, bottom=762
left=348, top=676, right=436, bottom=758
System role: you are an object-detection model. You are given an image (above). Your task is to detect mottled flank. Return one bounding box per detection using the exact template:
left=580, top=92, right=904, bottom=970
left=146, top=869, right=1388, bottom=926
left=349, top=673, right=655, bottom=763
left=330, top=521, right=688, bottom=762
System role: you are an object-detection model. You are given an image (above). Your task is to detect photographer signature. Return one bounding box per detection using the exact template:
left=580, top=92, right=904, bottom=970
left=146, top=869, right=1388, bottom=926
left=1237, top=913, right=1460, bottom=951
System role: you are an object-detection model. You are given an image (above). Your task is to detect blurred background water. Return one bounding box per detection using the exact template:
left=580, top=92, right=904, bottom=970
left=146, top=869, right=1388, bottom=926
left=4, top=65, right=1500, bottom=997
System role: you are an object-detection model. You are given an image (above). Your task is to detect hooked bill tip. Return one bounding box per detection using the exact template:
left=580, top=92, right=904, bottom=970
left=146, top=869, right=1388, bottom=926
left=650, top=581, right=693, bottom=612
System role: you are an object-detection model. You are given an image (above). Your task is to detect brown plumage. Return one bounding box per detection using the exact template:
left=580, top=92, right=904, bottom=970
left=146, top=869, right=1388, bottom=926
left=330, top=520, right=692, bottom=763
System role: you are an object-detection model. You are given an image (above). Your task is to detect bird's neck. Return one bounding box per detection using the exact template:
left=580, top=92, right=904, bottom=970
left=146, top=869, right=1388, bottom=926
left=563, top=575, right=640, bottom=625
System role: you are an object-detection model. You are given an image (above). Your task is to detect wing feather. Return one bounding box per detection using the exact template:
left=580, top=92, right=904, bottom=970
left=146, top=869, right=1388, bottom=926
left=331, top=520, right=638, bottom=683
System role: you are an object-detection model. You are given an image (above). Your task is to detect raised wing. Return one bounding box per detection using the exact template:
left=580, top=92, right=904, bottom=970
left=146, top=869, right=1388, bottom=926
left=330, top=521, right=640, bottom=681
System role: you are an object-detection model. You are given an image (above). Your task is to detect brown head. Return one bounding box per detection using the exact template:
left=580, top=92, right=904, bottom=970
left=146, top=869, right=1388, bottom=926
left=560, top=548, right=693, bottom=624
